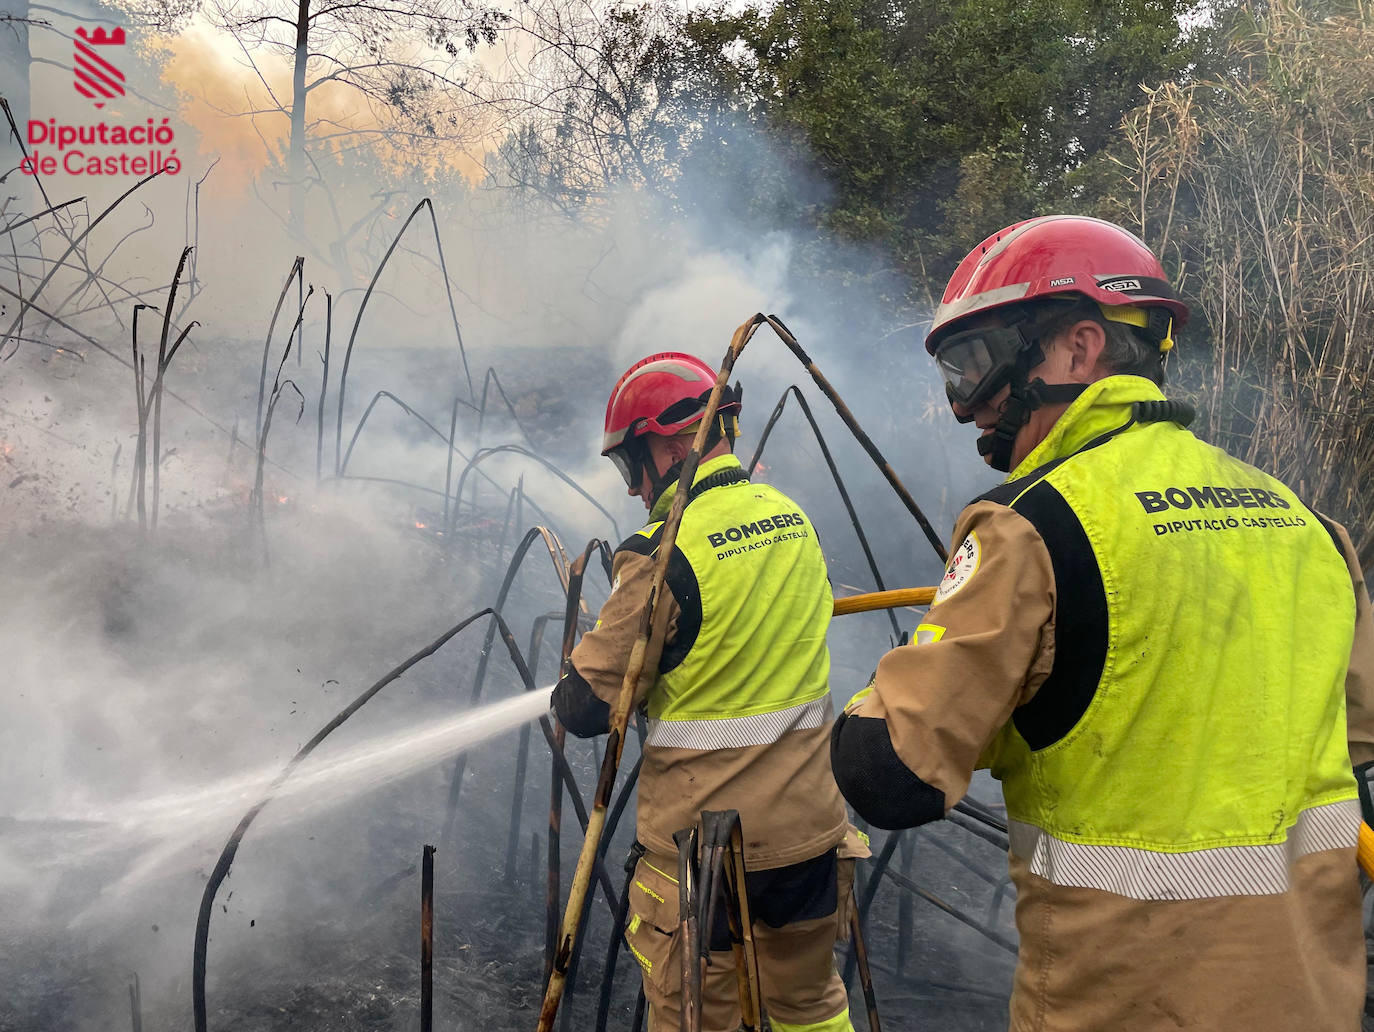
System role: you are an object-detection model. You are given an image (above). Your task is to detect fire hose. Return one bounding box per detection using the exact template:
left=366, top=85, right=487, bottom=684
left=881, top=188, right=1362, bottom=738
left=833, top=587, right=935, bottom=617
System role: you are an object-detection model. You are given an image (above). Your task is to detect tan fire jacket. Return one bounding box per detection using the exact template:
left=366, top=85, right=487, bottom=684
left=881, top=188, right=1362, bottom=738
left=554, top=454, right=849, bottom=869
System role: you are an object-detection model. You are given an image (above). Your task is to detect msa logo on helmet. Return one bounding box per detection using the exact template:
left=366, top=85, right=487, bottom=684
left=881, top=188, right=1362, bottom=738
left=1098, top=277, right=1143, bottom=293
left=1049, top=276, right=1075, bottom=287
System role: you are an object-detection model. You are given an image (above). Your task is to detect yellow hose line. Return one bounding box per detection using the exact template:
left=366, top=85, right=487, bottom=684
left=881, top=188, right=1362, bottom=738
left=1358, top=822, right=1374, bottom=880
left=833, top=587, right=936, bottom=616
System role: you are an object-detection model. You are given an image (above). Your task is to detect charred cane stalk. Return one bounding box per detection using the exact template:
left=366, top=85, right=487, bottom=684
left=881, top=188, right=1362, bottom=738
left=849, top=909, right=882, bottom=1032
left=847, top=831, right=902, bottom=985
left=546, top=542, right=602, bottom=977
left=127, top=305, right=152, bottom=529
left=441, top=526, right=573, bottom=852
left=596, top=841, right=647, bottom=1032
left=151, top=246, right=195, bottom=532
left=421, top=844, right=435, bottom=1032
left=761, top=314, right=948, bottom=564
left=316, top=292, right=331, bottom=484
left=128, top=973, right=142, bottom=1032
left=335, top=199, right=474, bottom=478
left=255, top=257, right=304, bottom=442
left=897, top=831, right=915, bottom=976
left=674, top=827, right=702, bottom=1032
left=506, top=611, right=559, bottom=884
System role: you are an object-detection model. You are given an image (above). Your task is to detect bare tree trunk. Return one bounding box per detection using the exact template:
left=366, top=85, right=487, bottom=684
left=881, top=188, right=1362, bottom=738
left=288, top=0, right=310, bottom=241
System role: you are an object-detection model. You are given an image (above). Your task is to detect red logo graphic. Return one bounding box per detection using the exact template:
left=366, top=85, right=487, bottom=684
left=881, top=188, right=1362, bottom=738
left=73, top=26, right=126, bottom=108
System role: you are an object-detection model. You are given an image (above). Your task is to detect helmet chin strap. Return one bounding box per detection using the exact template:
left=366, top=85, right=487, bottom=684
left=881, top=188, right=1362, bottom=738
left=978, top=369, right=1089, bottom=473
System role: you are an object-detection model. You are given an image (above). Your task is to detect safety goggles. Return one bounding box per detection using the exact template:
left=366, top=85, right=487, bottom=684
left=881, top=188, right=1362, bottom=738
left=933, top=323, right=1031, bottom=414
left=933, top=302, right=1082, bottom=415
left=607, top=436, right=649, bottom=490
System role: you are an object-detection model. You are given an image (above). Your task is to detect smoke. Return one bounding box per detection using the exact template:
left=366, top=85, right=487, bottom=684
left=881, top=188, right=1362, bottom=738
left=2, top=11, right=1014, bottom=1031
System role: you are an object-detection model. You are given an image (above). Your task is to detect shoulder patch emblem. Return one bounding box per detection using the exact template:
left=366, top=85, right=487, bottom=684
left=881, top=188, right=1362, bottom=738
left=934, top=532, right=980, bottom=603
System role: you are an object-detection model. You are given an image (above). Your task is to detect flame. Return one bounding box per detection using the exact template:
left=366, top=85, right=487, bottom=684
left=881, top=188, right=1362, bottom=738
left=415, top=521, right=427, bottom=529
left=277, top=495, right=289, bottom=504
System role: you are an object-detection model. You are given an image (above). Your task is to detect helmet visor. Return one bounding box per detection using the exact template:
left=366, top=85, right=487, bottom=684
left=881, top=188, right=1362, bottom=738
left=934, top=324, right=1028, bottom=411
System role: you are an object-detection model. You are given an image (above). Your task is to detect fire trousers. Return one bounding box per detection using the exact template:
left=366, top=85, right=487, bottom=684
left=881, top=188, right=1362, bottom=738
left=624, top=847, right=856, bottom=1032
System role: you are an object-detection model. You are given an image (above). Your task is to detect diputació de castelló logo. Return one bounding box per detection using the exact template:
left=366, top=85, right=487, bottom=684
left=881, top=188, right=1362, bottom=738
left=22, top=23, right=182, bottom=177
left=74, top=25, right=125, bottom=107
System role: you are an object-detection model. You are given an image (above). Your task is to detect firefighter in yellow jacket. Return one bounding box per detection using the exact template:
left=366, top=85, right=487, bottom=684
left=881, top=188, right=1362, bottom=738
left=553, top=352, right=862, bottom=1032
left=830, top=215, right=1374, bottom=1030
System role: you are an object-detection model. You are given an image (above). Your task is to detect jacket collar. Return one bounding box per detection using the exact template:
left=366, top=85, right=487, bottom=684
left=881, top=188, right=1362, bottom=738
left=648, top=453, right=745, bottom=523
left=1008, top=375, right=1167, bottom=480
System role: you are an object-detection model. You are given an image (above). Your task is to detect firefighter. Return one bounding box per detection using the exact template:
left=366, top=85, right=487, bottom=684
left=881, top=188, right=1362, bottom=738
left=552, top=352, right=864, bottom=1032
left=830, top=215, right=1374, bottom=1030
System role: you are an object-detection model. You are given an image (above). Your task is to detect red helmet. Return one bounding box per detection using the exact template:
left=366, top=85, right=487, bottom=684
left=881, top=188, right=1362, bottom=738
left=601, top=352, right=736, bottom=452
left=602, top=352, right=740, bottom=488
left=925, top=215, right=1189, bottom=353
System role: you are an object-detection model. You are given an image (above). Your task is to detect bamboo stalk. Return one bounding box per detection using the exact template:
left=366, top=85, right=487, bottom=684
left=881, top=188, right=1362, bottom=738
left=547, top=544, right=598, bottom=977
left=847, top=831, right=901, bottom=986
left=421, top=844, right=435, bottom=1032
left=441, top=526, right=572, bottom=851
left=255, top=258, right=304, bottom=441
left=151, top=246, right=194, bottom=533
left=676, top=827, right=701, bottom=1032
left=127, top=305, right=151, bottom=529
left=316, top=293, right=331, bottom=484
left=881, top=866, right=1018, bottom=955
left=725, top=819, right=763, bottom=1031
left=596, top=841, right=646, bottom=1032
left=896, top=833, right=914, bottom=975
left=334, top=200, right=474, bottom=478
left=849, top=910, right=882, bottom=1032
left=506, top=612, right=558, bottom=884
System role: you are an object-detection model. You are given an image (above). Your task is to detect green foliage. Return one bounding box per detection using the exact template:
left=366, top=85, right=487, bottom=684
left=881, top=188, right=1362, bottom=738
left=675, top=0, right=1213, bottom=276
